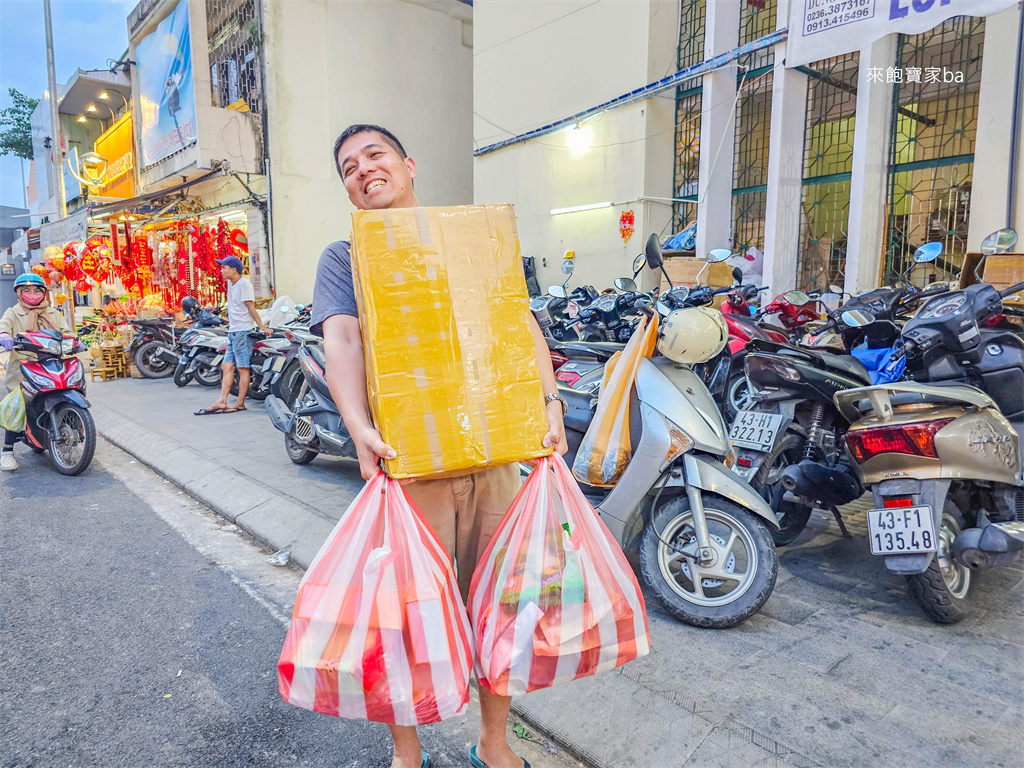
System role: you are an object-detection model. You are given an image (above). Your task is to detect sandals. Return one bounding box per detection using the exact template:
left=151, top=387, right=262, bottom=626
left=468, top=746, right=529, bottom=768
left=194, top=405, right=246, bottom=415
left=422, top=750, right=430, bottom=768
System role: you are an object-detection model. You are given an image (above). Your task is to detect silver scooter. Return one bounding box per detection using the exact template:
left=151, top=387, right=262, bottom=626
left=557, top=236, right=780, bottom=628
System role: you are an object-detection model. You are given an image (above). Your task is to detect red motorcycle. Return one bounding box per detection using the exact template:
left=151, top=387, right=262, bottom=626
left=718, top=283, right=788, bottom=419
left=757, top=289, right=825, bottom=340
left=11, top=328, right=95, bottom=475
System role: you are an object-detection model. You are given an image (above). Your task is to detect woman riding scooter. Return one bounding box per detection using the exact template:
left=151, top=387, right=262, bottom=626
left=0, top=273, right=70, bottom=471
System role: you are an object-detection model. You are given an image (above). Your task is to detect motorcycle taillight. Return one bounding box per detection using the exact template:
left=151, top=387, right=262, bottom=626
left=845, top=418, right=953, bottom=463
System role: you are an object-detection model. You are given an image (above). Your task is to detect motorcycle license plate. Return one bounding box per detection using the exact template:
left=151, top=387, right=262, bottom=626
left=272, top=356, right=286, bottom=372
left=729, top=411, right=783, bottom=452
left=867, top=506, right=936, bottom=555
left=212, top=354, right=223, bottom=366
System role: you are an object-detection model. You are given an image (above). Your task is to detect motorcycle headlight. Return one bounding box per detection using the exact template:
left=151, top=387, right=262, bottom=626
left=22, top=366, right=52, bottom=390
left=39, top=337, right=61, bottom=356
left=66, top=361, right=84, bottom=388
left=61, top=338, right=75, bottom=354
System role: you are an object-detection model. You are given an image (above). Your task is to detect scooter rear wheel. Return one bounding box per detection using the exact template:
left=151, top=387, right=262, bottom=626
left=750, top=432, right=811, bottom=546
left=906, top=509, right=973, bottom=624
left=134, top=340, right=175, bottom=378
left=48, top=403, right=96, bottom=476
left=285, top=433, right=318, bottom=465
left=194, top=364, right=222, bottom=387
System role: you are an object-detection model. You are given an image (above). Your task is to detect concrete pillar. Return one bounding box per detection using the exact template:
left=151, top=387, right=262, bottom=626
left=967, top=4, right=1022, bottom=250
left=761, top=0, right=808, bottom=298
left=845, top=35, right=897, bottom=296
left=696, top=0, right=740, bottom=260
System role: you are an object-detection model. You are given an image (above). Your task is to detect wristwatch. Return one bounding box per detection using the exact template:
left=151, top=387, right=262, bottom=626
left=544, top=392, right=568, bottom=417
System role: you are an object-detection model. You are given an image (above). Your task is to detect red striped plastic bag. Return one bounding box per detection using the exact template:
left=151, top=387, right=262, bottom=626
left=468, top=454, right=650, bottom=697
left=278, top=472, right=473, bottom=725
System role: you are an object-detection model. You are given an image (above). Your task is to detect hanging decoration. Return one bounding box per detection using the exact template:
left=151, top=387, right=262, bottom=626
left=619, top=210, right=635, bottom=244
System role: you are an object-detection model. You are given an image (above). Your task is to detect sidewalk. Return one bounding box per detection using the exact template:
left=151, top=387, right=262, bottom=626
left=86, top=377, right=1023, bottom=768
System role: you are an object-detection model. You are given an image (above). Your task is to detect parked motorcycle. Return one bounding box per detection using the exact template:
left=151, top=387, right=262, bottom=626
left=733, top=245, right=949, bottom=545
left=557, top=234, right=780, bottom=629
left=173, top=328, right=227, bottom=388
left=9, top=328, right=95, bottom=475
left=125, top=317, right=178, bottom=379
left=264, top=332, right=355, bottom=465
left=834, top=228, right=1024, bottom=623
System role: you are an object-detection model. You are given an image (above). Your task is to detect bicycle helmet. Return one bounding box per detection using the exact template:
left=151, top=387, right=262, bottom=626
left=14, top=273, right=47, bottom=290
left=181, top=296, right=199, bottom=314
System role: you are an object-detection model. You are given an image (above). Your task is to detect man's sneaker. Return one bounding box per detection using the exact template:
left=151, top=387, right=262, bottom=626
left=0, top=452, right=17, bottom=471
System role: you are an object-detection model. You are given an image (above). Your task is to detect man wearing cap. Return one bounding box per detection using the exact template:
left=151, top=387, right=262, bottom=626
left=200, top=256, right=270, bottom=415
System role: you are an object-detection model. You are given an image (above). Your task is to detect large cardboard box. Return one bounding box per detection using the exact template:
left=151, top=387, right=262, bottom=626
left=351, top=204, right=550, bottom=479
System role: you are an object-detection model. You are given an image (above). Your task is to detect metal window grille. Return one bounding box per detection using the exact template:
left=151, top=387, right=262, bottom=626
left=732, top=0, right=776, bottom=257
left=672, top=0, right=706, bottom=230
left=883, top=15, right=985, bottom=286
left=796, top=53, right=859, bottom=292
left=206, top=0, right=263, bottom=115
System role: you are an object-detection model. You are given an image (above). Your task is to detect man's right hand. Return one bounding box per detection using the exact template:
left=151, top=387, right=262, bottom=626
left=354, top=426, right=397, bottom=480
left=0, top=333, right=13, bottom=353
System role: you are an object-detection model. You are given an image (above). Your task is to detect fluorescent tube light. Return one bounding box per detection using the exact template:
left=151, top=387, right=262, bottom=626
left=549, top=201, right=613, bottom=216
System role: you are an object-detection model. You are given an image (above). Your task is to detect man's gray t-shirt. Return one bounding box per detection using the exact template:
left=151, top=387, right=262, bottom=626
left=309, top=240, right=357, bottom=337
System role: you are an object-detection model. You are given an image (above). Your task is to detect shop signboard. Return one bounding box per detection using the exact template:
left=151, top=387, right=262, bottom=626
left=785, top=0, right=1017, bottom=68
left=136, top=0, right=196, bottom=167
left=40, top=208, right=88, bottom=250
left=92, top=113, right=136, bottom=200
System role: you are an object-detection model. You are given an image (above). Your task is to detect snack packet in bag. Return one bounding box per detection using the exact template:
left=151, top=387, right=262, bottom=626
left=469, top=454, right=650, bottom=696
left=278, top=472, right=473, bottom=725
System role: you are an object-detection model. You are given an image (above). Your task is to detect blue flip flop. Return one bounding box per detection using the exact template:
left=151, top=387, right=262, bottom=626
left=469, top=745, right=530, bottom=768
left=421, top=750, right=430, bottom=768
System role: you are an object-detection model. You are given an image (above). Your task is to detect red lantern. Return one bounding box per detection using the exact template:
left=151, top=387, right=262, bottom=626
left=75, top=279, right=91, bottom=293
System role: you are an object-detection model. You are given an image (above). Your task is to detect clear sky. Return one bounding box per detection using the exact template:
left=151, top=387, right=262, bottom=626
left=0, top=0, right=135, bottom=211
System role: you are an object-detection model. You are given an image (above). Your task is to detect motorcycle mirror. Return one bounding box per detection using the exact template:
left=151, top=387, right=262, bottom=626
left=294, top=304, right=305, bottom=311
left=644, top=233, right=663, bottom=270
left=705, top=248, right=731, bottom=263
left=548, top=285, right=567, bottom=298
left=913, top=241, right=944, bottom=264
left=828, top=284, right=843, bottom=294
left=632, top=253, right=646, bottom=277
left=732, top=266, right=743, bottom=283
left=560, top=259, right=575, bottom=276
left=980, top=228, right=1018, bottom=256
left=614, top=277, right=637, bottom=292
left=782, top=290, right=811, bottom=305
left=841, top=309, right=875, bottom=327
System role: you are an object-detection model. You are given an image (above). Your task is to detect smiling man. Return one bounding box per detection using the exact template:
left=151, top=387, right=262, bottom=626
left=308, top=124, right=566, bottom=768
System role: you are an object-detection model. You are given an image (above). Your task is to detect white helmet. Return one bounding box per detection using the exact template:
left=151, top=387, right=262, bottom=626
left=657, top=306, right=729, bottom=364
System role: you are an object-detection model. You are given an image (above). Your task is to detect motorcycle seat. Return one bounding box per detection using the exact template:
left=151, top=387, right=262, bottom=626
left=831, top=354, right=873, bottom=385
left=308, top=344, right=327, bottom=367
left=557, top=341, right=623, bottom=361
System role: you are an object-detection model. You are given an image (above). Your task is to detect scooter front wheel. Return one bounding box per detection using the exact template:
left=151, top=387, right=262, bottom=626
left=194, top=363, right=222, bottom=387
left=48, top=403, right=96, bottom=476
left=640, top=493, right=778, bottom=628
left=173, top=362, right=193, bottom=387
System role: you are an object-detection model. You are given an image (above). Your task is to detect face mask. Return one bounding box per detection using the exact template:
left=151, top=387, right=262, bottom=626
left=20, top=292, right=45, bottom=306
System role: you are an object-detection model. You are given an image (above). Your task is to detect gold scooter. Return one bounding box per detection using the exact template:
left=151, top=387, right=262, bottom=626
left=834, top=230, right=1024, bottom=623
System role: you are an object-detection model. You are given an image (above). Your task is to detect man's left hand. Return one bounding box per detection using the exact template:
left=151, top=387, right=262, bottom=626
left=543, top=401, right=568, bottom=455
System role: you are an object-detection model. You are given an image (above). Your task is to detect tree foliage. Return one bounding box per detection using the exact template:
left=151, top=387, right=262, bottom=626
left=0, top=88, right=40, bottom=161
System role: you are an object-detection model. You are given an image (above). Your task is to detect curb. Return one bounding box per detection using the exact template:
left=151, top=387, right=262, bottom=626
left=92, top=400, right=336, bottom=570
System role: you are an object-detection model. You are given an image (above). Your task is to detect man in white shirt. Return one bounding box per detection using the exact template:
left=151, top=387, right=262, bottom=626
left=199, top=256, right=270, bottom=414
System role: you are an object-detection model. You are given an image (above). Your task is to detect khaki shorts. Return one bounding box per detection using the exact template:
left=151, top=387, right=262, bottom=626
left=403, top=462, right=521, bottom=601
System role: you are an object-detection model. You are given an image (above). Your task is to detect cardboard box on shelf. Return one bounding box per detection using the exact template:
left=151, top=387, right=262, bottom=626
left=351, top=204, right=551, bottom=479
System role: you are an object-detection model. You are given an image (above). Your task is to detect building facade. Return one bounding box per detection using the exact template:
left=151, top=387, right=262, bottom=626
left=473, top=0, right=1024, bottom=299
